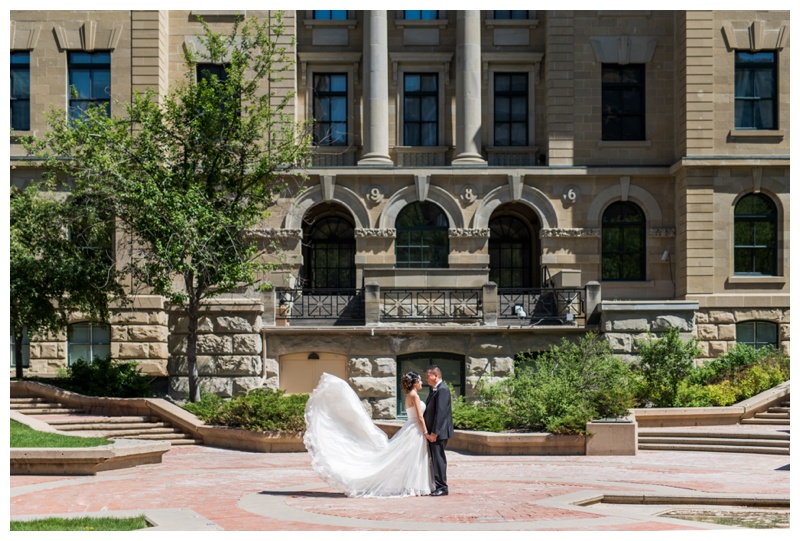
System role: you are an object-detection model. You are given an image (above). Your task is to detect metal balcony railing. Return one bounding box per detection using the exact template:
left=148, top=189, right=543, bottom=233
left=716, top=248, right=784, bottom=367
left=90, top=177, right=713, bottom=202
left=381, top=289, right=483, bottom=321
left=498, top=288, right=585, bottom=325
left=276, top=288, right=364, bottom=325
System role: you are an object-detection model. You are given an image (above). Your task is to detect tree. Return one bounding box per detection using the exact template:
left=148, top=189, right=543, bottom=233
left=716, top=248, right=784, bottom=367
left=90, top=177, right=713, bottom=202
left=24, top=14, right=310, bottom=401
left=10, top=184, right=125, bottom=379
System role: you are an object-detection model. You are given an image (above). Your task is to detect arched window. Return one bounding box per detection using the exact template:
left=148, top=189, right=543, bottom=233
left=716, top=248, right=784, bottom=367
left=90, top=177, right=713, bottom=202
left=395, top=202, right=449, bottom=268
left=734, top=193, right=777, bottom=275
left=736, top=321, right=778, bottom=349
left=305, top=216, right=355, bottom=289
left=489, top=215, right=531, bottom=288
left=602, top=201, right=646, bottom=281
left=68, top=322, right=110, bottom=365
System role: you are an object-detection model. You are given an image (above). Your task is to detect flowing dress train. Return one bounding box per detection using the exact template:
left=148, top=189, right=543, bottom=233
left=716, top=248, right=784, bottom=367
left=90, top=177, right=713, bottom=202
left=303, top=373, right=434, bottom=497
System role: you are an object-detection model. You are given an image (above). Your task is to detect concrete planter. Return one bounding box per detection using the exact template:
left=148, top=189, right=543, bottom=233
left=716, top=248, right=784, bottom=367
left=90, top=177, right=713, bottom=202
left=198, top=425, right=305, bottom=452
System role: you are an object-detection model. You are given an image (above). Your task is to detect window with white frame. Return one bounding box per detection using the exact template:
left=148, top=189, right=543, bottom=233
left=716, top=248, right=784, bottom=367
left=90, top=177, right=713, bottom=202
left=68, top=322, right=111, bottom=365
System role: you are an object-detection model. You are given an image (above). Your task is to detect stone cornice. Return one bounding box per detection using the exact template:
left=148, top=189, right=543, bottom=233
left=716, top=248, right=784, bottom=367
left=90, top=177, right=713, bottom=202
left=245, top=228, right=303, bottom=240
left=355, top=228, right=396, bottom=238
left=449, top=228, right=490, bottom=238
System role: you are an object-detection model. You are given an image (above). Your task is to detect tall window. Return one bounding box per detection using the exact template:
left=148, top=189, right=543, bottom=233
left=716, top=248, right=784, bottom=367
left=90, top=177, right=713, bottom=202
left=736, top=321, right=778, bottom=349
left=197, top=63, right=228, bottom=83
left=735, top=51, right=777, bottom=130
left=489, top=216, right=531, bottom=288
left=734, top=193, right=777, bottom=275
left=10, top=330, right=30, bottom=369
left=494, top=73, right=528, bottom=146
left=313, top=10, right=347, bottom=20
left=11, top=51, right=30, bottom=131
left=404, top=74, right=438, bottom=146
left=306, top=216, right=356, bottom=289
left=494, top=11, right=527, bottom=19
left=601, top=64, right=645, bottom=141
left=313, top=74, right=347, bottom=146
left=602, top=201, right=646, bottom=281
left=395, top=202, right=449, bottom=268
left=68, top=322, right=110, bottom=365
left=68, top=51, right=111, bottom=120
left=403, top=11, right=439, bottom=20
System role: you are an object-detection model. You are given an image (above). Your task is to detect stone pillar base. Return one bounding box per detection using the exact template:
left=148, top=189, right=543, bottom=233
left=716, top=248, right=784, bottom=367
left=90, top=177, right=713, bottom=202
left=585, top=419, right=637, bottom=456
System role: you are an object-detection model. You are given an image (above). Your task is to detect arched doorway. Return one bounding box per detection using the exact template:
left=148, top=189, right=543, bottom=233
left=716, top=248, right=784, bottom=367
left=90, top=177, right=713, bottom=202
left=488, top=203, right=541, bottom=287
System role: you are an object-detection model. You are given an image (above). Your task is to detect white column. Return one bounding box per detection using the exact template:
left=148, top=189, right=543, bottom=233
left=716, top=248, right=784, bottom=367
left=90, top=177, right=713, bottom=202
left=358, top=10, right=393, bottom=165
left=453, top=10, right=486, bottom=165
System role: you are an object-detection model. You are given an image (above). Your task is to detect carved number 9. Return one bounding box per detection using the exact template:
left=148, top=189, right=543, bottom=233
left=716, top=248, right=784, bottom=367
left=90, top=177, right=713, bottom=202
left=369, top=187, right=381, bottom=199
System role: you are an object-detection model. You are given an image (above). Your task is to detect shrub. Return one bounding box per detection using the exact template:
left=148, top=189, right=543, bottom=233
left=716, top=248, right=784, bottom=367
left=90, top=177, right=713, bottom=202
left=633, top=327, right=700, bottom=407
left=187, top=388, right=309, bottom=432
left=452, top=395, right=509, bottom=432
left=506, top=333, right=635, bottom=434
left=61, top=355, right=154, bottom=398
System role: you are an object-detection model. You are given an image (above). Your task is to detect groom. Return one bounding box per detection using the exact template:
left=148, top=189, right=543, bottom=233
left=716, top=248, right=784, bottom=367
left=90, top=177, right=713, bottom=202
left=424, top=365, right=454, bottom=496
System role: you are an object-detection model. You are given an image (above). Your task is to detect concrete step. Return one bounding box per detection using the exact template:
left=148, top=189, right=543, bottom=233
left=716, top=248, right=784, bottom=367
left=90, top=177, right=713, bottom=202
left=54, top=422, right=172, bottom=431
left=114, top=433, right=197, bottom=442
left=741, top=417, right=790, bottom=425
left=638, top=443, right=789, bottom=455
left=47, top=416, right=160, bottom=425
left=767, top=406, right=790, bottom=414
left=12, top=407, right=86, bottom=415
left=639, top=430, right=789, bottom=441
left=753, top=412, right=789, bottom=419
left=638, top=437, right=789, bottom=449
left=93, top=427, right=182, bottom=437
left=10, top=397, right=50, bottom=404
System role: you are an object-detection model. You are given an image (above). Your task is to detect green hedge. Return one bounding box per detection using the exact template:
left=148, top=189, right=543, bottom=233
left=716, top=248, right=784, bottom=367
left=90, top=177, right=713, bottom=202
left=183, top=388, right=308, bottom=432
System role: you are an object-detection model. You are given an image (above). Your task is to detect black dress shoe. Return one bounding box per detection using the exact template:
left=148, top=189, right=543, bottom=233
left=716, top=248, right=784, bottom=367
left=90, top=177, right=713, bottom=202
left=430, top=488, right=448, bottom=496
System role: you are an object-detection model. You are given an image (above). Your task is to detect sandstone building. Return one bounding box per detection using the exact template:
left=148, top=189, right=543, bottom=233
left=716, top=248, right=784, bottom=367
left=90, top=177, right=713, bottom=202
left=9, top=10, right=790, bottom=418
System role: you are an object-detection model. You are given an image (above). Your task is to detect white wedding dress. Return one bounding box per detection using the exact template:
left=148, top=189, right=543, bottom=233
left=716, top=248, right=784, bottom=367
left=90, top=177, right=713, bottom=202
left=303, top=373, right=434, bottom=498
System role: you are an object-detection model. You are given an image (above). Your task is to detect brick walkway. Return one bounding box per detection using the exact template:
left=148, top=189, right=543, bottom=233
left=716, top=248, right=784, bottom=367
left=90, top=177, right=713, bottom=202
left=9, top=442, right=790, bottom=531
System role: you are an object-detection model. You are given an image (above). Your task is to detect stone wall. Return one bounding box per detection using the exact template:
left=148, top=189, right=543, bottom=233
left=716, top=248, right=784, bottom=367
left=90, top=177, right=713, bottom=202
left=696, top=308, right=790, bottom=359
left=168, top=300, right=264, bottom=398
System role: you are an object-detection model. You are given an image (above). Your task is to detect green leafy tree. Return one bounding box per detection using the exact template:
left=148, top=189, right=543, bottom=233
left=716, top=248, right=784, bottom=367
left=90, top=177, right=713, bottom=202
left=10, top=184, right=125, bottom=379
left=24, top=14, right=310, bottom=401
left=633, top=326, right=701, bottom=407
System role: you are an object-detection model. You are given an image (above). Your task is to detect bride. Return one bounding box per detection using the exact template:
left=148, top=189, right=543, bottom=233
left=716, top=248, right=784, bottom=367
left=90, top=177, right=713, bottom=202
left=303, top=372, right=434, bottom=498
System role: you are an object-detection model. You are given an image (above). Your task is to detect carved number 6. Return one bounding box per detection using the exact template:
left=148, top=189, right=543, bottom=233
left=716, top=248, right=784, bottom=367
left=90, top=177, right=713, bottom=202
left=566, top=188, right=577, bottom=202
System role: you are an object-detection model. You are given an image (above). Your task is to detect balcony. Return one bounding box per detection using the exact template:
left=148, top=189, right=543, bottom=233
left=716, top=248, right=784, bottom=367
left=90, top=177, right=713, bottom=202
left=272, top=282, right=598, bottom=327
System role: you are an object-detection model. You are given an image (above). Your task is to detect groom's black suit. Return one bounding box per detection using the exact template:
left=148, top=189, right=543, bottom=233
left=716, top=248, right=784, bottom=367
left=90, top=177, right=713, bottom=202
left=424, top=381, right=454, bottom=492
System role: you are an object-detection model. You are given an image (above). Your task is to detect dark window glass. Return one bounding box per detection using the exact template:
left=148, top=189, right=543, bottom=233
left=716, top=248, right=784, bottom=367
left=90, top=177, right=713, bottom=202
left=602, top=64, right=645, bottom=141
left=489, top=216, right=531, bottom=288
left=735, top=51, right=777, bottom=130
left=403, top=10, right=439, bottom=20
left=734, top=193, right=777, bottom=275
left=494, top=10, right=528, bottom=19
left=404, top=73, right=438, bottom=146
left=10, top=329, right=30, bottom=368
left=68, top=323, right=111, bottom=365
left=494, top=73, right=528, bottom=146
left=306, top=216, right=355, bottom=289
left=313, top=10, right=347, bottom=20
left=68, top=51, right=111, bottom=120
left=602, top=201, right=646, bottom=281
left=313, top=74, right=348, bottom=146
left=11, top=51, right=30, bottom=131
left=197, top=63, right=228, bottom=83
left=396, top=353, right=464, bottom=416
left=736, top=321, right=778, bottom=349
left=396, top=202, right=449, bottom=268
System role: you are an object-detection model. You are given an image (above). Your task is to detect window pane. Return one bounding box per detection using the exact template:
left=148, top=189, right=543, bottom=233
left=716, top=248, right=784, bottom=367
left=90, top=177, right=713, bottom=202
left=756, top=322, right=777, bottom=345
left=511, top=96, right=527, bottom=121
left=404, top=97, right=420, bottom=121
left=93, top=70, right=111, bottom=98
left=421, top=96, right=437, bottom=121
left=330, top=97, right=346, bottom=121
left=330, top=74, right=347, bottom=92
left=420, top=75, right=437, bottom=92
left=71, top=70, right=91, bottom=98
left=71, top=324, right=90, bottom=344
left=495, top=97, right=510, bottom=121
left=69, top=345, right=91, bottom=365
left=421, top=123, right=437, bottom=146
left=404, top=124, right=419, bottom=146
left=511, top=123, right=527, bottom=146
left=92, top=324, right=111, bottom=344
left=92, top=344, right=111, bottom=360
left=405, top=74, right=420, bottom=92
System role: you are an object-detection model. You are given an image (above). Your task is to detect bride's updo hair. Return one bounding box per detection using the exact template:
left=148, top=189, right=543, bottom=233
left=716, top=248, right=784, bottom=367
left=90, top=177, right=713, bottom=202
left=401, top=372, right=421, bottom=394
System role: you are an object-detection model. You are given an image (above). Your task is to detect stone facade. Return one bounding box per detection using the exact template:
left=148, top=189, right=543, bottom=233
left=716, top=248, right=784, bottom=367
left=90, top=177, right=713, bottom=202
left=10, top=11, right=790, bottom=419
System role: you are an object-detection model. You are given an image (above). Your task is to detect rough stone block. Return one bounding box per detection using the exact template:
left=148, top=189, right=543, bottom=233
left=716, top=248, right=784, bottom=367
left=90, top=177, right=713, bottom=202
left=697, top=340, right=710, bottom=358
left=232, top=335, right=262, bottom=355
left=612, top=318, right=650, bottom=331
left=708, top=341, right=728, bottom=357
left=231, top=377, right=263, bottom=395
left=128, top=325, right=169, bottom=342
left=168, top=355, right=215, bottom=376
left=216, top=316, right=254, bottom=333
left=718, top=324, right=737, bottom=340
left=605, top=333, right=633, bottom=353
left=348, top=358, right=372, bottom=377
left=112, top=311, right=150, bottom=325
left=118, top=343, right=149, bottom=359
left=149, top=311, right=169, bottom=326
left=168, top=335, right=187, bottom=355
left=492, top=357, right=514, bottom=377
left=467, top=357, right=491, bottom=376
left=197, top=334, right=231, bottom=354
left=351, top=376, right=394, bottom=398
left=735, top=309, right=783, bottom=322
left=652, top=315, right=692, bottom=331
left=694, top=311, right=709, bottom=323
left=169, top=376, right=232, bottom=398
left=779, top=323, right=790, bottom=341
left=373, top=357, right=396, bottom=377
left=372, top=398, right=396, bottom=419
left=112, top=326, right=129, bottom=341
left=136, top=359, right=168, bottom=377
left=263, top=359, right=279, bottom=379
left=780, top=342, right=790, bottom=355
left=149, top=343, right=169, bottom=359
left=707, top=311, right=736, bottom=324
left=697, top=324, right=718, bottom=340
left=215, top=355, right=261, bottom=376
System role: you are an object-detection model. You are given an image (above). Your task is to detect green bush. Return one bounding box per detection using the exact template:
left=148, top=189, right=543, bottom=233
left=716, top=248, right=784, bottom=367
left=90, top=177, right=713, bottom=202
left=452, top=395, right=509, bottom=432
left=509, top=334, right=635, bottom=434
left=633, top=327, right=700, bottom=407
left=184, top=388, right=309, bottom=432
left=60, top=355, right=154, bottom=398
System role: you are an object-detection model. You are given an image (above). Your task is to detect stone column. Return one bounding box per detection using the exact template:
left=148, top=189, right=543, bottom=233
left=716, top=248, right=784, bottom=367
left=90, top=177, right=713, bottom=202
left=453, top=10, right=486, bottom=165
left=358, top=11, right=393, bottom=165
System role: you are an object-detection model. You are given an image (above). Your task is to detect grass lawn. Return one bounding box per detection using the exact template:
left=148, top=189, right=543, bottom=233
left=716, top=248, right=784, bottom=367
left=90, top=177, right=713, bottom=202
left=10, top=419, right=111, bottom=448
left=10, top=515, right=148, bottom=531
